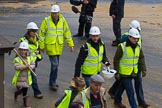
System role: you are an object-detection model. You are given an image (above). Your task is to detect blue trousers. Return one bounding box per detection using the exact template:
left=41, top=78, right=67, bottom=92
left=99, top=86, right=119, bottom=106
left=134, top=71, right=145, bottom=104
left=115, top=77, right=137, bottom=108
left=83, top=76, right=91, bottom=88
left=31, top=69, right=42, bottom=96
left=109, top=71, right=145, bottom=105
left=49, top=55, right=59, bottom=86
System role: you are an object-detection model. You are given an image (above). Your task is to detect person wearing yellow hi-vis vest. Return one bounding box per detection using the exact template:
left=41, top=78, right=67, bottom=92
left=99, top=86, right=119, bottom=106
left=55, top=77, right=85, bottom=108
left=74, top=26, right=111, bottom=87
left=113, top=28, right=147, bottom=108
left=12, top=42, right=35, bottom=108
left=19, top=22, right=43, bottom=99
left=109, top=20, right=150, bottom=108
left=39, top=4, right=74, bottom=91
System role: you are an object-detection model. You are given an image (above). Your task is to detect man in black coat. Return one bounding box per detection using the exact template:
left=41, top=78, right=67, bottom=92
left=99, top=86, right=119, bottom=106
left=73, top=0, right=98, bottom=39
left=109, top=0, right=125, bottom=46
left=74, top=26, right=110, bottom=87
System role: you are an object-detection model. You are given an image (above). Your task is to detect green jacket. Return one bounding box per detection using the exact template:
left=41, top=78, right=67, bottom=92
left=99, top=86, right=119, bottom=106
left=113, top=40, right=146, bottom=77
left=119, top=42, right=140, bottom=75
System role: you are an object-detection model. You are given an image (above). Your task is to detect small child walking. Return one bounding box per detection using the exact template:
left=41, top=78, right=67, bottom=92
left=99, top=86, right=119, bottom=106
left=12, top=42, right=35, bottom=108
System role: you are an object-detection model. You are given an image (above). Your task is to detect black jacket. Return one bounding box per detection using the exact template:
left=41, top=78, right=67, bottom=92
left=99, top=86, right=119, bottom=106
left=74, top=38, right=109, bottom=77
left=81, top=0, right=98, bottom=13
left=109, top=0, right=125, bottom=18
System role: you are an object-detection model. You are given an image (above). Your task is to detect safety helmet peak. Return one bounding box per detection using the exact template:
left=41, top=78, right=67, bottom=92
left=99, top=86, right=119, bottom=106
left=19, top=42, right=29, bottom=50
left=129, top=20, right=141, bottom=31
left=128, top=28, right=140, bottom=38
left=89, top=26, right=101, bottom=35
left=26, top=22, right=39, bottom=30
left=51, top=5, right=60, bottom=13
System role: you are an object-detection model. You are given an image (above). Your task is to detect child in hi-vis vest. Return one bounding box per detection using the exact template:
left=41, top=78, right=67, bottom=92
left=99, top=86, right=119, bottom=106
left=12, top=42, right=35, bottom=108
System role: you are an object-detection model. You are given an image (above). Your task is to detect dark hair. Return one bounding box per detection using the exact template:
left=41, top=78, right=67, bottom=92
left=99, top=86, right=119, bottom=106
left=70, top=102, right=83, bottom=108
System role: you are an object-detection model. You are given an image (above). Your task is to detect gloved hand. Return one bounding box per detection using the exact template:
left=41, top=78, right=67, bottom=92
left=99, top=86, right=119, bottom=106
left=115, top=73, right=120, bottom=80
left=105, top=62, right=111, bottom=66
left=142, top=71, right=147, bottom=77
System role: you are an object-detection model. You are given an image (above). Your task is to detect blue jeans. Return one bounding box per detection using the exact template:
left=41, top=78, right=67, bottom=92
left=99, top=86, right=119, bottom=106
left=134, top=71, right=145, bottom=104
left=83, top=76, right=91, bottom=88
left=115, top=77, right=137, bottom=108
left=49, top=55, right=59, bottom=86
left=109, top=72, right=145, bottom=105
left=31, top=69, right=42, bottom=96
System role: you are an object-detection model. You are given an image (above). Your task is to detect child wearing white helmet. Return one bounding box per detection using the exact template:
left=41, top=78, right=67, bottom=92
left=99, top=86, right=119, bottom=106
left=19, top=22, right=43, bottom=99
left=12, top=42, right=35, bottom=108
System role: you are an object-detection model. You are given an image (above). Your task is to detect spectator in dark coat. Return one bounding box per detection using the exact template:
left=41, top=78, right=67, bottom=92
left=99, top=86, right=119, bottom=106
left=109, top=0, right=125, bottom=46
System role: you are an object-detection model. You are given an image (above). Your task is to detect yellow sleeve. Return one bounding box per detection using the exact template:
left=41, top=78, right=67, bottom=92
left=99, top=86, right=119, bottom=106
left=38, top=17, right=48, bottom=49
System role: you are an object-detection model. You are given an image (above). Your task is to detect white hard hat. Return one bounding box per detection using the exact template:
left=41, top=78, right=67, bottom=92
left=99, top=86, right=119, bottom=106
left=102, top=67, right=116, bottom=79
left=129, top=20, right=141, bottom=31
left=51, top=5, right=60, bottom=13
left=128, top=28, right=140, bottom=38
left=26, top=22, right=39, bottom=30
left=19, top=42, right=29, bottom=50
left=89, top=26, right=101, bottom=35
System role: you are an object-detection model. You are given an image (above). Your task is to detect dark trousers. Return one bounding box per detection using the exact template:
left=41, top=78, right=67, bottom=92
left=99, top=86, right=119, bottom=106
left=113, top=16, right=122, bottom=42
left=134, top=71, right=145, bottom=104
left=109, top=71, right=145, bottom=105
left=115, top=77, right=137, bottom=108
left=31, top=70, right=42, bottom=96
left=20, top=87, right=28, bottom=97
left=78, top=12, right=93, bottom=38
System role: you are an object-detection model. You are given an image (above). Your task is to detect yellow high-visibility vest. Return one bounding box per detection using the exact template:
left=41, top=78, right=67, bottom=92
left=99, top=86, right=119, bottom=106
left=57, top=89, right=87, bottom=108
left=39, top=14, right=74, bottom=55
left=12, top=57, right=33, bottom=86
left=119, top=42, right=140, bottom=75
left=81, top=42, right=104, bottom=75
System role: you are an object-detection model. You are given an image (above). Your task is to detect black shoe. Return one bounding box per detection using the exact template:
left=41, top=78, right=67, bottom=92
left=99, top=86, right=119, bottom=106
left=108, top=90, right=115, bottom=99
left=139, top=103, right=150, bottom=108
left=114, top=102, right=126, bottom=108
left=73, top=33, right=83, bottom=37
left=34, top=93, right=43, bottom=99
left=50, top=84, right=59, bottom=91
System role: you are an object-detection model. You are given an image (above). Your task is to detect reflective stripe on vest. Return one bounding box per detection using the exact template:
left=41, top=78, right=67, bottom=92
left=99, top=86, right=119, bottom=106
left=119, top=42, right=140, bottom=75
left=57, top=90, right=72, bottom=108
left=82, top=88, right=90, bottom=108
left=44, top=15, right=64, bottom=44
left=82, top=42, right=104, bottom=75
left=12, top=57, right=33, bottom=86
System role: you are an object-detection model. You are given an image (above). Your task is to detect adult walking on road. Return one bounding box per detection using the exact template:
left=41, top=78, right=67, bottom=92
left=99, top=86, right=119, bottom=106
left=72, top=0, right=98, bottom=39
left=110, top=0, right=125, bottom=46
left=75, top=74, right=108, bottom=108
left=39, top=4, right=74, bottom=91
left=113, top=28, right=146, bottom=108
left=74, top=26, right=111, bottom=87
left=109, top=20, right=150, bottom=108
left=19, top=22, right=43, bottom=99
